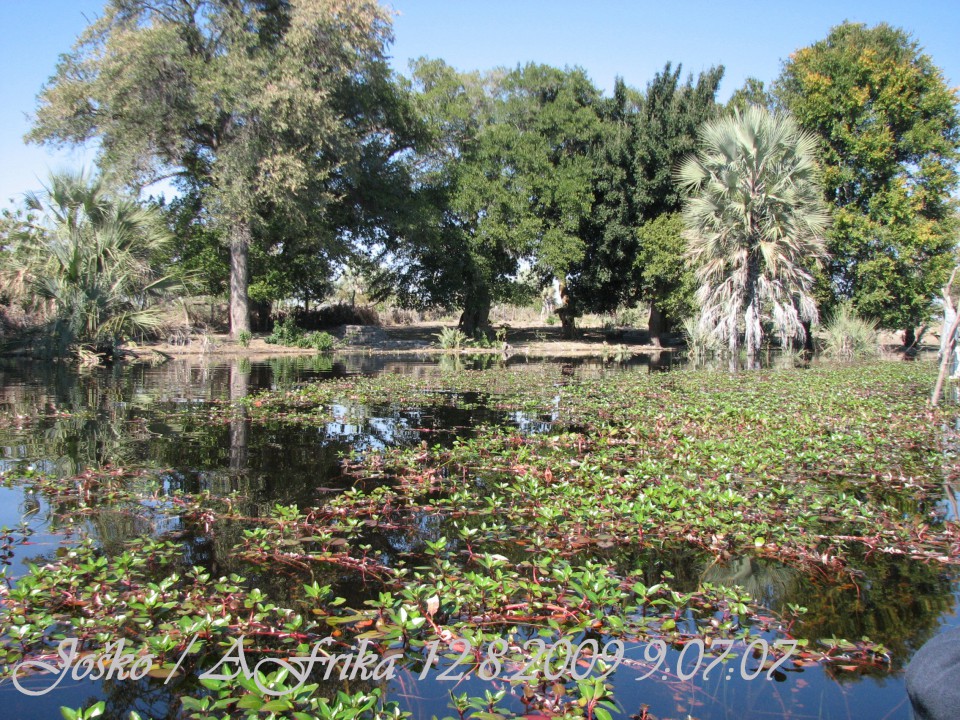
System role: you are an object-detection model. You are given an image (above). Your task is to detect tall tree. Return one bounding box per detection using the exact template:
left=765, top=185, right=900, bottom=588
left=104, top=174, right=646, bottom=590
left=774, top=22, right=960, bottom=346
left=375, top=60, right=602, bottom=338
left=678, top=107, right=830, bottom=360
left=633, top=63, right=724, bottom=343
left=563, top=80, right=641, bottom=331
left=370, top=59, right=529, bottom=336
left=27, top=0, right=393, bottom=337
left=571, top=65, right=724, bottom=345
left=506, top=64, right=603, bottom=339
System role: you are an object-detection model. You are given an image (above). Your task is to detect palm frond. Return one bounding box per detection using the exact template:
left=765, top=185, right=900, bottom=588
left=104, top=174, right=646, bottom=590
left=680, top=107, right=830, bottom=354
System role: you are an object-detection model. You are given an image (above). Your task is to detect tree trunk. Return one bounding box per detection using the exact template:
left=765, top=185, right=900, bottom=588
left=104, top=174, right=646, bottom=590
left=558, top=309, right=576, bottom=339
left=458, top=293, right=491, bottom=338
left=932, top=311, right=960, bottom=406
left=745, top=299, right=759, bottom=359
left=229, top=220, right=251, bottom=338
left=801, top=320, right=815, bottom=353
left=648, top=304, right=664, bottom=348
left=556, top=280, right=577, bottom=340
left=742, top=258, right=762, bottom=363
left=903, top=326, right=917, bottom=350
left=728, top=307, right=739, bottom=356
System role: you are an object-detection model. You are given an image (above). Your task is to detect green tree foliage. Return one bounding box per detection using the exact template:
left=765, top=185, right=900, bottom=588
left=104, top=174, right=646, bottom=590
left=678, top=107, right=830, bottom=358
left=634, top=213, right=696, bottom=333
left=376, top=60, right=602, bottom=337
left=564, top=80, right=640, bottom=327
left=571, top=65, right=723, bottom=343
left=774, top=22, right=960, bottom=343
left=727, top=77, right=773, bottom=113
left=634, top=63, right=726, bottom=219
left=161, top=193, right=229, bottom=299
left=1, top=171, right=181, bottom=357
left=504, top=64, right=604, bottom=338
left=370, top=59, right=524, bottom=336
left=27, top=0, right=395, bottom=337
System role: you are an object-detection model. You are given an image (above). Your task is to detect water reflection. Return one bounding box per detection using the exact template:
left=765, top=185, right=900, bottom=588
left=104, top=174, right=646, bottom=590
left=0, top=354, right=956, bottom=720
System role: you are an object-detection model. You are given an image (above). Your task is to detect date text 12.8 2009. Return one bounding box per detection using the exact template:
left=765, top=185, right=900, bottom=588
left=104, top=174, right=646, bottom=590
left=419, top=637, right=799, bottom=682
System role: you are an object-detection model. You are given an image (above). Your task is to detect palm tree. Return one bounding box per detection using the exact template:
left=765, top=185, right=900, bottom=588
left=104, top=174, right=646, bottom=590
left=678, top=106, right=829, bottom=359
left=2, top=171, right=181, bottom=358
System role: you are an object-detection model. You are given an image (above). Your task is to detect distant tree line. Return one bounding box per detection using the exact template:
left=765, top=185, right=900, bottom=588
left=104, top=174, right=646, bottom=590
left=2, top=1, right=957, bottom=357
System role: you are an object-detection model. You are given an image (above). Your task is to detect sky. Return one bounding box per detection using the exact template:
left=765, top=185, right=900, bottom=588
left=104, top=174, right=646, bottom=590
left=1, top=0, right=959, bottom=206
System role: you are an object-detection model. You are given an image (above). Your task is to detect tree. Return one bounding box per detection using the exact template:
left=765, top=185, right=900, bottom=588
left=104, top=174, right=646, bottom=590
left=504, top=64, right=603, bottom=339
left=570, top=65, right=723, bottom=345
left=375, top=60, right=601, bottom=338
left=370, top=59, right=528, bottom=336
left=727, top=77, right=773, bottom=113
left=774, top=22, right=960, bottom=346
left=1, top=171, right=180, bottom=357
left=633, top=64, right=724, bottom=343
left=28, top=0, right=394, bottom=337
left=563, top=80, right=641, bottom=330
left=678, top=106, right=830, bottom=359
left=634, top=213, right=696, bottom=337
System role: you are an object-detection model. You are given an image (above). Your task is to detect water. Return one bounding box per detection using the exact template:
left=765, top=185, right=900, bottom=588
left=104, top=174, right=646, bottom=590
left=0, top=353, right=955, bottom=720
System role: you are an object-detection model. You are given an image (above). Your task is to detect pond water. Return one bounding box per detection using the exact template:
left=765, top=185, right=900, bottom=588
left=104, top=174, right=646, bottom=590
left=0, top=353, right=956, bottom=720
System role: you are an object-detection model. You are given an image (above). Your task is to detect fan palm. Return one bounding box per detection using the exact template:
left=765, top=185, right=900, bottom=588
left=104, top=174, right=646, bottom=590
left=678, top=106, right=829, bottom=358
left=3, top=171, right=181, bottom=357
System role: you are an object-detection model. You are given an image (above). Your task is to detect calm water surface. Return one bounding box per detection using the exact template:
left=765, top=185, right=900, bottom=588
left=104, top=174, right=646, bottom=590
left=0, top=353, right=955, bottom=720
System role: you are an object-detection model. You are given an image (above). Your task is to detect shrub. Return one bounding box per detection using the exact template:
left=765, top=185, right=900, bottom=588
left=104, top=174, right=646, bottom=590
left=266, top=317, right=337, bottom=352
left=236, top=330, right=252, bottom=348
left=470, top=332, right=492, bottom=349
left=265, top=315, right=303, bottom=346
left=296, top=331, right=336, bottom=352
left=822, top=304, right=879, bottom=359
left=436, top=326, right=468, bottom=350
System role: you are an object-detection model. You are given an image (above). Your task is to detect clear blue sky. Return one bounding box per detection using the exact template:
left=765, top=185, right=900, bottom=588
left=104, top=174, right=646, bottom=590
left=2, top=1, right=958, bottom=206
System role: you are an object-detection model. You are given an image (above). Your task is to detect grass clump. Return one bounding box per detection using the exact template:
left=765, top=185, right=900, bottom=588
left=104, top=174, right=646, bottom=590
left=681, top=314, right=722, bottom=353
left=822, top=303, right=879, bottom=359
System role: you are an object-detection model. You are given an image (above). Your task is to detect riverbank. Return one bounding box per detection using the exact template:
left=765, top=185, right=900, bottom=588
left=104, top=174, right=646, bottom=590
left=128, top=321, right=682, bottom=359
left=124, top=321, right=929, bottom=364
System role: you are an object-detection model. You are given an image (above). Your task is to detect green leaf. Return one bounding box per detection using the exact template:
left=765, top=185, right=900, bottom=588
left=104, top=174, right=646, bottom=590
left=261, top=699, right=294, bottom=712
left=236, top=694, right=264, bottom=711
left=594, top=707, right=614, bottom=720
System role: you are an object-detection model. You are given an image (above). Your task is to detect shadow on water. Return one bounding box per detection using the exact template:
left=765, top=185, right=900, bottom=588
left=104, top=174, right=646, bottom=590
left=0, top=351, right=956, bottom=720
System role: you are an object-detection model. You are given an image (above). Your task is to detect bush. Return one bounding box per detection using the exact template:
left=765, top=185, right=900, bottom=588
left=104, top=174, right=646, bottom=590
left=436, top=326, right=468, bottom=350
left=297, top=331, right=336, bottom=352
left=822, top=304, right=879, bottom=359
left=265, top=316, right=302, bottom=346
left=293, top=303, right=380, bottom=330
left=236, top=330, right=252, bottom=348
left=265, top=317, right=337, bottom=352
